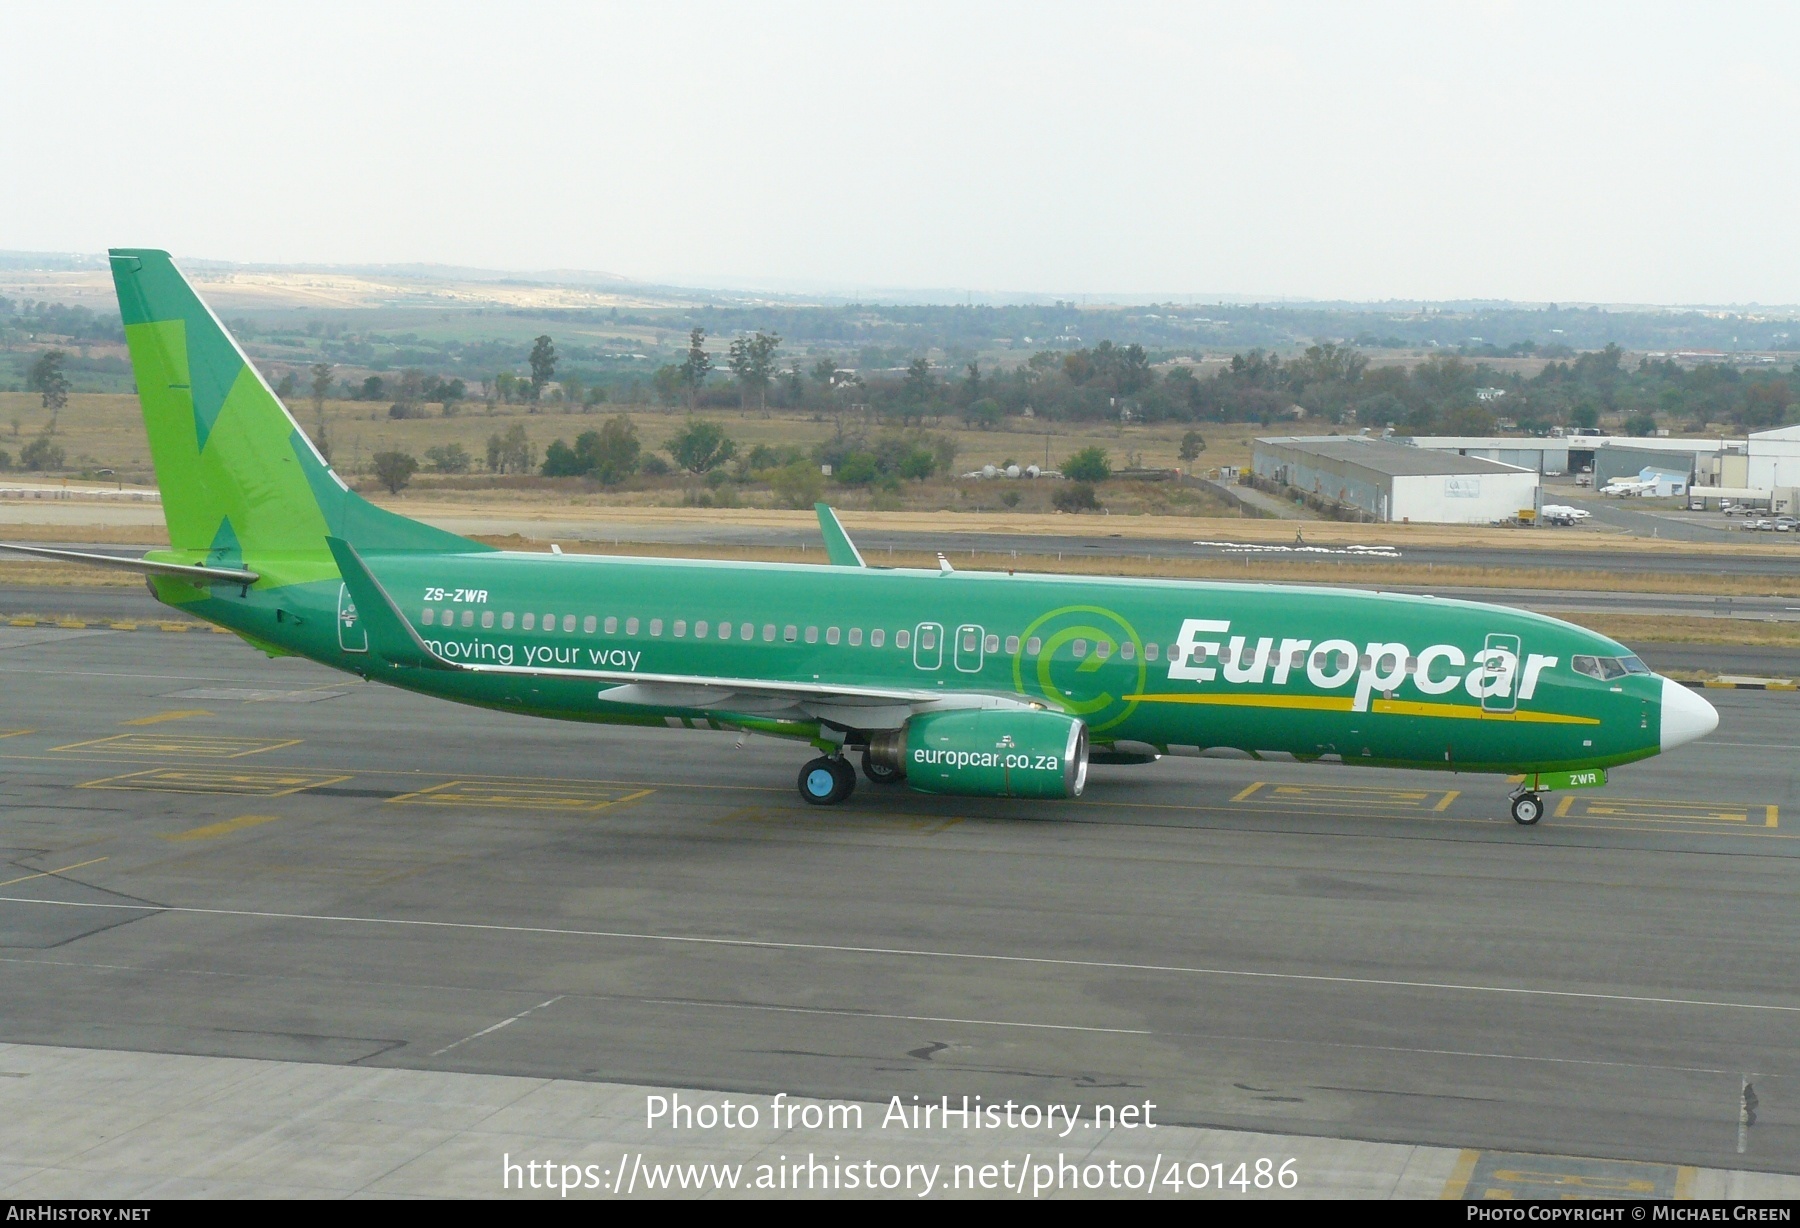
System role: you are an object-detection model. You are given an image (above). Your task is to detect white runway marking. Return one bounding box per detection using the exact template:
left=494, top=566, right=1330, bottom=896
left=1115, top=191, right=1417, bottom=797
left=429, top=994, right=563, bottom=1057
left=4, top=894, right=1796, bottom=1017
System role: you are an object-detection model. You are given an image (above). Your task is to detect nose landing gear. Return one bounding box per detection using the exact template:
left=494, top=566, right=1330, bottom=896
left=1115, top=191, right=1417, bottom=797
left=1509, top=790, right=1545, bottom=826
left=798, top=755, right=857, bottom=805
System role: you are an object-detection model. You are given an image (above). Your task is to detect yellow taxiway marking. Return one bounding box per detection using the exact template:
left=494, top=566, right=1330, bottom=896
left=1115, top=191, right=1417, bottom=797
left=0, top=729, right=35, bottom=740
left=79, top=768, right=350, bottom=798
left=121, top=709, right=212, bottom=727
left=0, top=857, right=107, bottom=887
left=1567, top=797, right=1778, bottom=826
left=1439, top=1149, right=1479, bottom=1200
left=1232, top=781, right=1459, bottom=811
left=161, top=815, right=281, bottom=843
left=51, top=733, right=301, bottom=759
left=389, top=780, right=654, bottom=812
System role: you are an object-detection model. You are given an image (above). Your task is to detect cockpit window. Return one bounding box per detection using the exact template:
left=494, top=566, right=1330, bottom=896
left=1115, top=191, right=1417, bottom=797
left=1597, top=657, right=1628, bottom=680
left=1621, top=656, right=1650, bottom=674
left=1572, top=655, right=1601, bottom=679
left=1574, top=654, right=1645, bottom=681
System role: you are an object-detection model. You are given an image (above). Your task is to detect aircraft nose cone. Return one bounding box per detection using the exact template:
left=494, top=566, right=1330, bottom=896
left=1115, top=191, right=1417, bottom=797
left=1660, top=677, right=1719, bottom=752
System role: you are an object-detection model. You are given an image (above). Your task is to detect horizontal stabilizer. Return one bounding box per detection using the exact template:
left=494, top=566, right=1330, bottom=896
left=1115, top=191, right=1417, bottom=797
left=0, top=542, right=258, bottom=585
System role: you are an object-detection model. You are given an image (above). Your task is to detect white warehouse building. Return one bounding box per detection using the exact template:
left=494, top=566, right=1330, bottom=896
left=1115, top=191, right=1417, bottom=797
left=1253, top=436, right=1541, bottom=524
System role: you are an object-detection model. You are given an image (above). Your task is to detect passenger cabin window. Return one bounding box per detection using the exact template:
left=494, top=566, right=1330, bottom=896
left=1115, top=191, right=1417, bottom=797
left=1120, top=641, right=1133, bottom=660
left=984, top=634, right=999, bottom=653
left=785, top=625, right=798, bottom=642
left=762, top=625, right=776, bottom=642
left=826, top=627, right=840, bottom=645
left=421, top=609, right=435, bottom=625
left=650, top=619, right=663, bottom=637
left=1072, top=640, right=1087, bottom=658
left=717, top=621, right=731, bottom=640
left=1144, top=642, right=1158, bottom=661
left=871, top=629, right=885, bottom=647
left=605, top=617, right=617, bottom=634
left=562, top=615, right=575, bottom=633
left=805, top=626, right=818, bottom=643
left=1027, top=636, right=1042, bottom=655
left=673, top=620, right=686, bottom=637
left=1005, top=636, right=1019, bottom=654
left=626, top=617, right=639, bottom=635
left=502, top=612, right=515, bottom=629
left=1094, top=640, right=1110, bottom=660
left=482, top=611, right=495, bottom=629
left=523, top=613, right=535, bottom=630
left=695, top=620, right=708, bottom=638
left=462, top=611, right=475, bottom=628
left=895, top=630, right=910, bottom=649
left=849, top=628, right=863, bottom=646
left=584, top=616, right=597, bottom=634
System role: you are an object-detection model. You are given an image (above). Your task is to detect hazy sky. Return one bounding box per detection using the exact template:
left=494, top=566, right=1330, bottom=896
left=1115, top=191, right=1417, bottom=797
left=6, top=2, right=1800, bottom=303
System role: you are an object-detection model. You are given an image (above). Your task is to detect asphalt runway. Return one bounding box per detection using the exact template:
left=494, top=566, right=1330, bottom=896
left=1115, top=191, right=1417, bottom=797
left=0, top=623, right=1795, bottom=1178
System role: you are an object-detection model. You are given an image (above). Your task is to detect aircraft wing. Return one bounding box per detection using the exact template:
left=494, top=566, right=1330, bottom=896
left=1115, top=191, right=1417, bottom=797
left=327, top=536, right=1036, bottom=730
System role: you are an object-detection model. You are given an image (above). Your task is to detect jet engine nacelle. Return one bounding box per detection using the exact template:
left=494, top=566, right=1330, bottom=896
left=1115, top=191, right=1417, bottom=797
left=867, top=709, right=1090, bottom=799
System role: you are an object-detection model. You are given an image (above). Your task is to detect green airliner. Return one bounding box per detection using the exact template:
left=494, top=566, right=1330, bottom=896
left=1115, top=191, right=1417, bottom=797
left=5, top=250, right=1719, bottom=825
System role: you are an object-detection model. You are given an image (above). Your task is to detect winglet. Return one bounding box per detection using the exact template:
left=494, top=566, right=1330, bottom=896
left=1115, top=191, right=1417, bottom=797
left=324, top=537, right=458, bottom=671
left=814, top=503, right=866, bottom=567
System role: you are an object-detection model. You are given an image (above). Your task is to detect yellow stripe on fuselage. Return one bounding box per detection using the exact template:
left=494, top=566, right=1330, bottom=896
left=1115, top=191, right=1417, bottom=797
left=1127, top=693, right=1599, bottom=725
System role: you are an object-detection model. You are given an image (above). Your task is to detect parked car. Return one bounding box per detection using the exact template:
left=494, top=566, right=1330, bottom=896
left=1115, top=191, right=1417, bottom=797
left=1776, top=517, right=1798, bottom=532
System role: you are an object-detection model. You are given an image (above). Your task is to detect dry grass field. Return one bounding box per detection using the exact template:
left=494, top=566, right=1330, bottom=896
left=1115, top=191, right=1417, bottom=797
left=0, top=392, right=1269, bottom=495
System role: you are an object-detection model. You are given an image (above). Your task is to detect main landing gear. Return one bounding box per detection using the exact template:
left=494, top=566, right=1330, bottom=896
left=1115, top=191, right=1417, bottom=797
left=860, top=748, right=902, bottom=785
left=798, top=755, right=857, bottom=806
left=1509, top=790, right=1545, bottom=826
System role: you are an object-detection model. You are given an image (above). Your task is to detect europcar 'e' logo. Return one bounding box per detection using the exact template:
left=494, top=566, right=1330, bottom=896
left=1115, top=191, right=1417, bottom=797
left=1013, top=605, right=1145, bottom=733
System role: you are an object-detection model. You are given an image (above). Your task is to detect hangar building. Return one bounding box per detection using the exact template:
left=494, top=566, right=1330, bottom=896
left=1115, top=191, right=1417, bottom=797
left=1253, top=436, right=1540, bottom=524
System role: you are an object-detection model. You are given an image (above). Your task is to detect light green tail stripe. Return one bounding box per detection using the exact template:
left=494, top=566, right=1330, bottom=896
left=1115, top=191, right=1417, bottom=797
left=109, top=249, right=488, bottom=578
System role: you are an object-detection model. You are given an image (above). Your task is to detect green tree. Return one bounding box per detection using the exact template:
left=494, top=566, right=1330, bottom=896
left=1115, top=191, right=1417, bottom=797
left=372, top=450, right=419, bottom=494
left=19, top=434, right=64, bottom=471
left=1623, top=412, right=1658, bottom=437
left=727, top=331, right=782, bottom=410
left=425, top=443, right=472, bottom=474
left=962, top=361, right=983, bottom=405
left=274, top=371, right=298, bottom=399
left=541, top=438, right=585, bottom=477
left=835, top=451, right=879, bottom=486
left=309, top=362, right=334, bottom=462
left=360, top=375, right=385, bottom=401
left=963, top=397, right=1002, bottom=430
left=1062, top=446, right=1111, bottom=483
left=27, top=350, right=69, bottom=413
left=584, top=414, right=641, bottom=486
left=1178, top=430, right=1207, bottom=462
left=486, top=424, right=533, bottom=473
left=901, top=358, right=936, bottom=415
left=667, top=419, right=737, bottom=473
left=767, top=458, right=825, bottom=509
left=1052, top=482, right=1100, bottom=512
left=1570, top=403, right=1599, bottom=430
left=528, top=335, right=557, bottom=404
left=810, top=356, right=839, bottom=395
left=678, top=328, right=713, bottom=409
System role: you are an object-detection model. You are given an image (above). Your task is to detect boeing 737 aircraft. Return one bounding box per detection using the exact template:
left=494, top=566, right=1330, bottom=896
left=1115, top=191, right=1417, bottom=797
left=2, top=251, right=1719, bottom=825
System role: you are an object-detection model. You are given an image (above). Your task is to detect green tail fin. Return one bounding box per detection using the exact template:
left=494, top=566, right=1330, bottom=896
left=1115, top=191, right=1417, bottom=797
left=109, top=249, right=486, bottom=569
